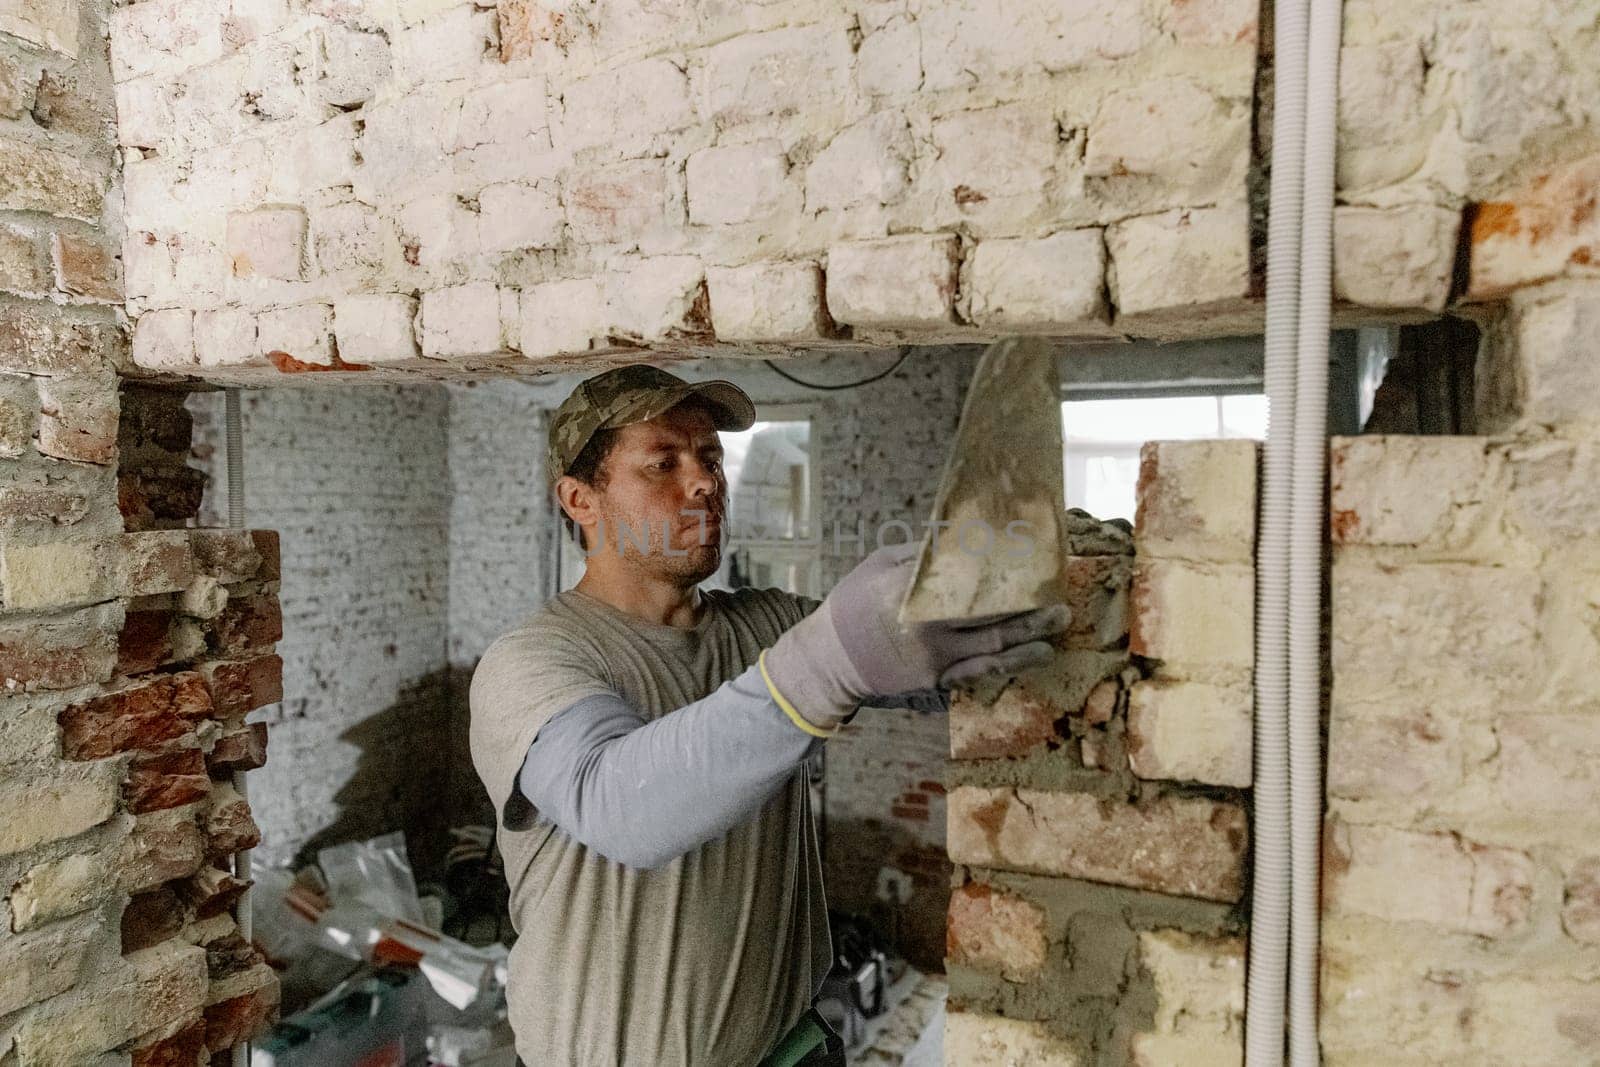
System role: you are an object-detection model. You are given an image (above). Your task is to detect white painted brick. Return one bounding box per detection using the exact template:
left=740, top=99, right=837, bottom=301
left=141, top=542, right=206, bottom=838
left=1134, top=439, right=1258, bottom=563
left=1329, top=436, right=1500, bottom=550
left=1490, top=715, right=1600, bottom=817
left=561, top=57, right=693, bottom=153
left=478, top=182, right=564, bottom=252
left=334, top=294, right=420, bottom=364
left=124, top=231, right=175, bottom=302
left=706, top=260, right=832, bottom=342
left=226, top=206, right=306, bottom=280
left=455, top=79, right=553, bottom=184
left=1338, top=42, right=1426, bottom=145
left=804, top=113, right=911, bottom=213
left=114, top=77, right=172, bottom=151
left=1108, top=203, right=1254, bottom=330
left=1130, top=558, right=1254, bottom=674
left=311, top=25, right=391, bottom=108
left=1332, top=562, right=1540, bottom=713
left=193, top=307, right=260, bottom=368
left=931, top=103, right=1059, bottom=202
left=697, top=24, right=853, bottom=126
left=132, top=309, right=195, bottom=369
left=920, top=0, right=1149, bottom=91
left=257, top=304, right=334, bottom=366
left=825, top=234, right=959, bottom=330
left=564, top=158, right=675, bottom=246
left=1160, top=0, right=1258, bottom=46
left=519, top=277, right=606, bottom=358
left=1086, top=78, right=1248, bottom=201
left=1495, top=285, right=1600, bottom=431
left=421, top=282, right=509, bottom=358
left=687, top=140, right=792, bottom=226
left=277, top=114, right=362, bottom=199
left=1467, top=157, right=1600, bottom=301
left=1333, top=205, right=1459, bottom=313
left=1326, top=708, right=1461, bottom=803
left=312, top=201, right=393, bottom=276
left=856, top=17, right=922, bottom=97
left=964, top=230, right=1110, bottom=334
left=110, top=0, right=222, bottom=81
left=1325, top=820, right=1533, bottom=937
left=356, top=95, right=459, bottom=202
left=1131, top=929, right=1245, bottom=1067
left=398, top=194, right=481, bottom=268
left=604, top=257, right=710, bottom=344
left=1127, top=679, right=1252, bottom=787
left=392, top=3, right=497, bottom=85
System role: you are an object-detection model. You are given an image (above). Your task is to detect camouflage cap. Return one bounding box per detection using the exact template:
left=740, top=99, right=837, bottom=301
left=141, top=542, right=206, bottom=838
left=547, top=365, right=756, bottom=484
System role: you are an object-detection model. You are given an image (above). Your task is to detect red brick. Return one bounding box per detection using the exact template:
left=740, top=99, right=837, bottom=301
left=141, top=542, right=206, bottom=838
left=179, top=865, right=250, bottom=919
left=131, top=1018, right=206, bottom=1067
left=203, top=964, right=279, bottom=1052
left=126, top=746, right=212, bottom=813
left=203, top=932, right=262, bottom=982
left=123, top=809, right=206, bottom=893
left=0, top=306, right=126, bottom=376
left=0, top=484, right=94, bottom=527
left=119, top=468, right=207, bottom=530
left=116, top=531, right=197, bottom=596
left=59, top=672, right=214, bottom=760
left=200, top=655, right=282, bottom=717
left=51, top=231, right=121, bottom=303
left=948, top=786, right=1248, bottom=902
left=119, top=609, right=175, bottom=675
left=1083, top=678, right=1119, bottom=725
left=36, top=377, right=118, bottom=464
left=208, top=595, right=282, bottom=656
left=203, top=784, right=260, bottom=859
left=122, top=887, right=186, bottom=953
left=208, top=720, right=268, bottom=772
left=249, top=530, right=280, bottom=580
left=189, top=530, right=262, bottom=583
left=949, top=685, right=1063, bottom=758
left=0, top=605, right=118, bottom=691
left=947, top=881, right=1048, bottom=981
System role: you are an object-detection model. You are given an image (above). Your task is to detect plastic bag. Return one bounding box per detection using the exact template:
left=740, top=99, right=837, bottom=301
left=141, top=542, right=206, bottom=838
left=318, top=831, right=426, bottom=926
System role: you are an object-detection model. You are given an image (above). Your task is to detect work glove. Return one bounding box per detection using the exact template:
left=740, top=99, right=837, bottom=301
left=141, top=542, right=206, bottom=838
left=760, top=541, right=1070, bottom=734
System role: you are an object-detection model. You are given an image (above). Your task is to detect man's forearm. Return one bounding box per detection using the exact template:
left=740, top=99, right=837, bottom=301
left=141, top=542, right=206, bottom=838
left=518, top=664, right=820, bottom=869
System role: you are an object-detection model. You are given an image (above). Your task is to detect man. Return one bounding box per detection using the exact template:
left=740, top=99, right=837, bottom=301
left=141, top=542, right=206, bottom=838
left=469, top=365, right=1068, bottom=1066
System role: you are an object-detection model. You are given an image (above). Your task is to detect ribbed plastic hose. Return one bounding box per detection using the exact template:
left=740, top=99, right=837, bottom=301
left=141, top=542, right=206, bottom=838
left=1290, top=0, right=1342, bottom=1062
left=226, top=388, right=253, bottom=1067
left=1247, top=0, right=1308, bottom=1061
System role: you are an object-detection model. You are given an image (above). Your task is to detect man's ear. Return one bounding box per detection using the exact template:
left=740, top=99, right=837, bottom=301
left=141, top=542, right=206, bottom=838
left=555, top=475, right=596, bottom=530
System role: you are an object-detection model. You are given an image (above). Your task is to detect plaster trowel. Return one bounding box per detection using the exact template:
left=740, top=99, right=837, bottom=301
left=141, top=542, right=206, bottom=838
left=899, top=336, right=1067, bottom=624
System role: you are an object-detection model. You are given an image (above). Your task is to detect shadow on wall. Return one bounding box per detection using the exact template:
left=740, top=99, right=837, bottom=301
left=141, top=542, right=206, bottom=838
left=289, top=666, right=485, bottom=883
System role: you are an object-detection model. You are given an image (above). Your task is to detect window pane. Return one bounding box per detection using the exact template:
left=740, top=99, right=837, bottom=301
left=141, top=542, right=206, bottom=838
left=721, top=420, right=812, bottom=540
left=1062, top=395, right=1265, bottom=521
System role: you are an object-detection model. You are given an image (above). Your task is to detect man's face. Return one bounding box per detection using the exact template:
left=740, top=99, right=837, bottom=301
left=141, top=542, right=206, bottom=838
left=574, top=403, right=728, bottom=584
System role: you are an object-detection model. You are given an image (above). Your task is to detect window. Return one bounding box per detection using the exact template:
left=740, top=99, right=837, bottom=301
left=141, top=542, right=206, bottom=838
left=556, top=410, right=821, bottom=597
left=708, top=411, right=819, bottom=598
left=1061, top=394, right=1267, bottom=520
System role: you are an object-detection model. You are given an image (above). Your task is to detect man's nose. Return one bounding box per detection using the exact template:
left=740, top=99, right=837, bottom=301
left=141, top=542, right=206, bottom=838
left=683, top=457, right=718, bottom=499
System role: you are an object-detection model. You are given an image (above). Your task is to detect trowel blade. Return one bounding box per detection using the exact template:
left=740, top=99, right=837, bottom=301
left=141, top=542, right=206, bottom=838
left=899, top=336, right=1067, bottom=624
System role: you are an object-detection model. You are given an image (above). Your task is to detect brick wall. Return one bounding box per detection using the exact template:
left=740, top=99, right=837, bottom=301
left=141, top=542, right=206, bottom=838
left=1, top=0, right=278, bottom=1059
left=943, top=466, right=1252, bottom=1064
left=187, top=384, right=458, bottom=875
left=110, top=0, right=1271, bottom=386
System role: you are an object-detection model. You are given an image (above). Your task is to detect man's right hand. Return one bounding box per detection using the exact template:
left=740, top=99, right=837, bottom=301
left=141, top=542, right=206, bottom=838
left=761, top=541, right=1071, bottom=733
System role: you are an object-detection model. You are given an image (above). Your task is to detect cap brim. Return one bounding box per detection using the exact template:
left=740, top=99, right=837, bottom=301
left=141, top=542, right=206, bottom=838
left=601, top=379, right=756, bottom=434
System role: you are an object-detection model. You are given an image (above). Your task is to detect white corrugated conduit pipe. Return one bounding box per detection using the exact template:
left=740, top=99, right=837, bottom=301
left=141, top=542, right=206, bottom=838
left=1249, top=0, right=1341, bottom=1062
left=226, top=389, right=254, bottom=1067
left=1289, top=0, right=1342, bottom=1062
left=1246, top=0, right=1307, bottom=1058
